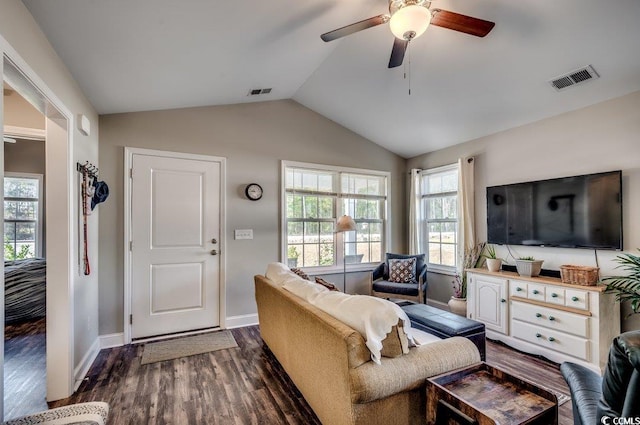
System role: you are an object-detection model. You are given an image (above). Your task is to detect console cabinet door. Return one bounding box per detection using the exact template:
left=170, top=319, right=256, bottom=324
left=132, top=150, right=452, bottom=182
left=473, top=275, right=509, bottom=334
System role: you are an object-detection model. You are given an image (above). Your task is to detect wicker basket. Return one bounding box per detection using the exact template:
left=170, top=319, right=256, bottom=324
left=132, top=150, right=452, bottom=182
left=560, top=265, right=599, bottom=286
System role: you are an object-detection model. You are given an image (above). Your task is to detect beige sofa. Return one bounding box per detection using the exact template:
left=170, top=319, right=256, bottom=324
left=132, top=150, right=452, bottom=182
left=254, top=274, right=481, bottom=425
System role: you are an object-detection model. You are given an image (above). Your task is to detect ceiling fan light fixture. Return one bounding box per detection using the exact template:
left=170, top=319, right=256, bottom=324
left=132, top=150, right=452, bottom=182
left=389, top=5, right=431, bottom=40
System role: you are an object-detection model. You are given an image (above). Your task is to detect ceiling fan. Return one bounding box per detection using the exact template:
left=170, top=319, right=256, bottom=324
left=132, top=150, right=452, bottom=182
left=320, top=0, right=495, bottom=68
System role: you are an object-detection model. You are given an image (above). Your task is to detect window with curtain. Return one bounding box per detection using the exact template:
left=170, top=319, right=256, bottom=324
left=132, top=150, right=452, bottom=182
left=420, top=164, right=459, bottom=272
left=283, top=162, right=388, bottom=270
left=4, top=174, right=43, bottom=260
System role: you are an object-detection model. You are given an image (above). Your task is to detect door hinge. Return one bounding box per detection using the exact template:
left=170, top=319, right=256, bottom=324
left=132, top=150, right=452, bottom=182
left=129, top=241, right=133, bottom=251
left=129, top=168, right=133, bottom=178
left=129, top=314, right=133, bottom=325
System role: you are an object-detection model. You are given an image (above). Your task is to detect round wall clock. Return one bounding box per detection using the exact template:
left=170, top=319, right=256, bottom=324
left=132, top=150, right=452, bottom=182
left=245, top=183, right=263, bottom=201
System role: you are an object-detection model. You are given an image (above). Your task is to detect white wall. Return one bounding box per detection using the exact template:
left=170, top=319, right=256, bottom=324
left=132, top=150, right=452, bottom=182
left=98, top=99, right=407, bottom=335
left=408, top=90, right=640, bottom=331
left=1, top=0, right=100, bottom=400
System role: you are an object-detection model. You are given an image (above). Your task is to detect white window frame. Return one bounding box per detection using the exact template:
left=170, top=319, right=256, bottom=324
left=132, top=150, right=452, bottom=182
left=420, top=163, right=459, bottom=275
left=281, top=160, right=390, bottom=274
left=3, top=172, right=44, bottom=259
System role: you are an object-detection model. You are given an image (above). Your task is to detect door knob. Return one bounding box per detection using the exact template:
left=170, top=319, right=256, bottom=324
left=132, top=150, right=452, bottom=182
left=211, top=238, right=218, bottom=244
left=210, top=249, right=218, bottom=255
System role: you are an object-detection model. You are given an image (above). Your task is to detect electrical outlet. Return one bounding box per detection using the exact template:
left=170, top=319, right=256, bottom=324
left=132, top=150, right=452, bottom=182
left=235, top=229, right=253, bottom=240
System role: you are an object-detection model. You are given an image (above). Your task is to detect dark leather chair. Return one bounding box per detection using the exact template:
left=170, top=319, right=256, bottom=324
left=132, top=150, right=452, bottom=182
left=370, top=253, right=427, bottom=303
left=560, top=330, right=640, bottom=425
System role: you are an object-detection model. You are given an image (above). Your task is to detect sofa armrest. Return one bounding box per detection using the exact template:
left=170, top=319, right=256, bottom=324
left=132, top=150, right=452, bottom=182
left=349, top=337, right=480, bottom=404
left=417, top=264, right=427, bottom=284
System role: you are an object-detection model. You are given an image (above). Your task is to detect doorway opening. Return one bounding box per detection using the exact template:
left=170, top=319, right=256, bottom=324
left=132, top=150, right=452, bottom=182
left=2, top=52, right=73, bottom=418
left=3, top=85, right=47, bottom=418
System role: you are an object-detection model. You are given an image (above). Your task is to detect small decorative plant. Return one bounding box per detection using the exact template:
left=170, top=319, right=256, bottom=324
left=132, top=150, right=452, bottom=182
left=482, top=244, right=503, bottom=272
left=452, top=274, right=464, bottom=298
left=603, top=250, right=640, bottom=316
left=515, top=256, right=544, bottom=277
left=483, top=244, right=500, bottom=260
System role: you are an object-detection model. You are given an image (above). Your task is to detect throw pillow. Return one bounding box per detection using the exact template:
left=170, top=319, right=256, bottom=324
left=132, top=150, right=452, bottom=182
left=290, top=267, right=310, bottom=281
left=388, top=257, right=417, bottom=283
left=315, top=277, right=340, bottom=291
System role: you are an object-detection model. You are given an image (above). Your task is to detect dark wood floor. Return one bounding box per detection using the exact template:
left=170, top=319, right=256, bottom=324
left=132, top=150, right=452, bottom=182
left=4, top=318, right=47, bottom=420
left=5, top=321, right=574, bottom=424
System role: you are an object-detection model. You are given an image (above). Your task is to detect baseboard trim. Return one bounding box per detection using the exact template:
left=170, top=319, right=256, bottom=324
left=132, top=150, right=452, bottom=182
left=100, top=332, right=125, bottom=349
left=226, top=313, right=259, bottom=329
left=74, top=338, right=100, bottom=391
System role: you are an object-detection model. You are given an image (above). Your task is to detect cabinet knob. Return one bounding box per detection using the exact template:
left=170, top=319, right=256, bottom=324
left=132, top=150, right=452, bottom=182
left=548, top=337, right=556, bottom=342
left=571, top=296, right=579, bottom=302
left=532, top=289, right=540, bottom=295
left=536, top=333, right=542, bottom=338
left=535, top=313, right=542, bottom=318
left=501, top=298, right=506, bottom=303
left=549, top=316, right=556, bottom=321
left=551, top=293, right=558, bottom=298
left=516, top=287, right=523, bottom=292
left=210, top=249, right=218, bottom=255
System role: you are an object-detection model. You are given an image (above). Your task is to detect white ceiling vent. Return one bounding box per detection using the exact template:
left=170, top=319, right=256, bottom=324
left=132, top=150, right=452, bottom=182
left=247, top=88, right=273, bottom=96
left=548, top=65, right=599, bottom=91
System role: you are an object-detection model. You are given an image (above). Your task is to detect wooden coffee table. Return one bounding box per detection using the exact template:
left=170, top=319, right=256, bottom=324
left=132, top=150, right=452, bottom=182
left=426, top=363, right=558, bottom=425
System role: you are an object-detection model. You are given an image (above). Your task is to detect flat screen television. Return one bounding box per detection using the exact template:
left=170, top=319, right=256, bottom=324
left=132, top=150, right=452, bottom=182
left=487, top=170, right=622, bottom=250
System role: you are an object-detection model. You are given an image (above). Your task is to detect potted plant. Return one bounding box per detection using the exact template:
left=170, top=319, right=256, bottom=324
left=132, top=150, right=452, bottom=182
left=515, top=256, right=544, bottom=277
left=448, top=242, right=486, bottom=316
left=482, top=244, right=503, bottom=272
left=448, top=273, right=467, bottom=316
left=603, top=250, right=640, bottom=316
left=287, top=246, right=299, bottom=268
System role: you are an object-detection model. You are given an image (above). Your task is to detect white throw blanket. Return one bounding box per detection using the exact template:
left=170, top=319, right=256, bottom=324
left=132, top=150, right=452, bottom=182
left=266, top=262, right=415, bottom=364
left=312, top=291, right=414, bottom=364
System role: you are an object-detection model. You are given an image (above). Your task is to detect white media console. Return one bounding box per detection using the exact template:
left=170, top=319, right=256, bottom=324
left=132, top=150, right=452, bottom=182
left=466, top=269, right=620, bottom=373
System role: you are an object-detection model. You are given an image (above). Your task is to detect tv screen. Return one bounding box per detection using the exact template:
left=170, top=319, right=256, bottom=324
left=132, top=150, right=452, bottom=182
left=487, top=170, right=622, bottom=250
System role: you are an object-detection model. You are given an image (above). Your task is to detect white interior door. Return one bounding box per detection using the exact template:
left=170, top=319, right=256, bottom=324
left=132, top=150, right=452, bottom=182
left=130, top=152, right=222, bottom=339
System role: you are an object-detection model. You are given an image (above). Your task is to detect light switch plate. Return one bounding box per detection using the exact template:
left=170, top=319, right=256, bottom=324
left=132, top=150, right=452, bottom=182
left=235, top=229, right=253, bottom=240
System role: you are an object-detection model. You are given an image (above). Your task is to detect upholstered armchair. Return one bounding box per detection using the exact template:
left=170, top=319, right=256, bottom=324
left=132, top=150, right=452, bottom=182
left=560, top=330, right=640, bottom=425
left=3, top=402, right=109, bottom=425
left=370, top=253, right=427, bottom=303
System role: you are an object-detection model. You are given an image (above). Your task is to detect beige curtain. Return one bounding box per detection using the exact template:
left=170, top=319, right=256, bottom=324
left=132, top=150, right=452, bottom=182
left=409, top=169, right=422, bottom=254
left=458, top=157, right=475, bottom=272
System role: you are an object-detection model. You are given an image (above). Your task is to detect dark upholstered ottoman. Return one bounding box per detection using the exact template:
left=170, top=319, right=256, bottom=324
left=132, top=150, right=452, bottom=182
left=401, top=304, right=486, bottom=361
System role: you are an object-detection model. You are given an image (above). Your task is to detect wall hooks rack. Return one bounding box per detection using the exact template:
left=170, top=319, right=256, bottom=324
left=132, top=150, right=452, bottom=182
left=76, top=161, right=98, bottom=179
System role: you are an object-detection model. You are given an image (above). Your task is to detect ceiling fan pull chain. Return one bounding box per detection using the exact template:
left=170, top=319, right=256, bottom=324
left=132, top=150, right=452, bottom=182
left=407, top=43, right=412, bottom=95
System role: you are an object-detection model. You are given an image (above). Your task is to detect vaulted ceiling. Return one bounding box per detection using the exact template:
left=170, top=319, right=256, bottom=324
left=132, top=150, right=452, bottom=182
left=23, top=0, right=640, bottom=158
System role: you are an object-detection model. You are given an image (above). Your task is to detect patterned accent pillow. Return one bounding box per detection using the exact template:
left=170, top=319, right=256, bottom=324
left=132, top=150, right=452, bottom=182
left=388, top=257, right=417, bottom=283
left=315, top=277, right=340, bottom=291
left=290, top=267, right=310, bottom=281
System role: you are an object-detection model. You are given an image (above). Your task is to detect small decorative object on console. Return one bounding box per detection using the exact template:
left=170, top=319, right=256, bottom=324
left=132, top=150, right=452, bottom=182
left=560, top=265, right=599, bottom=286
left=515, top=257, right=544, bottom=277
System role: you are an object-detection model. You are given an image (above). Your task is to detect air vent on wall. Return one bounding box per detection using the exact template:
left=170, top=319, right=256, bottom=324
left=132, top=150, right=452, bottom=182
left=247, top=88, right=273, bottom=96
left=548, top=65, right=599, bottom=91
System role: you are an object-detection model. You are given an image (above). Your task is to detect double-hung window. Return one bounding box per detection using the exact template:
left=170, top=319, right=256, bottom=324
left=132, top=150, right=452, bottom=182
left=420, top=164, right=459, bottom=272
left=4, top=173, right=43, bottom=260
left=283, top=161, right=388, bottom=270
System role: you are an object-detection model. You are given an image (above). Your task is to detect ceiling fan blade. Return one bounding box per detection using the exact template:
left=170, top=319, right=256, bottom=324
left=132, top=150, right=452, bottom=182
left=430, top=9, right=495, bottom=37
left=321, top=14, right=389, bottom=42
left=388, top=38, right=409, bottom=68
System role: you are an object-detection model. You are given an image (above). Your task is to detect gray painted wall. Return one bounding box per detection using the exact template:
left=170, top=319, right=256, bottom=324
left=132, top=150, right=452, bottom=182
left=408, top=90, right=640, bottom=331
left=98, top=99, right=407, bottom=335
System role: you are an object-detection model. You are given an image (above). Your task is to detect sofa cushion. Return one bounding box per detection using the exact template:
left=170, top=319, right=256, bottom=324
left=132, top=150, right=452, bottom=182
left=372, top=281, right=426, bottom=296
left=388, top=258, right=417, bottom=283
left=385, top=253, right=426, bottom=281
